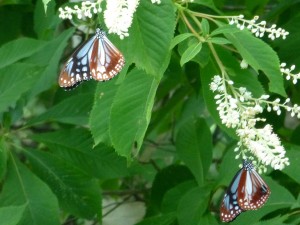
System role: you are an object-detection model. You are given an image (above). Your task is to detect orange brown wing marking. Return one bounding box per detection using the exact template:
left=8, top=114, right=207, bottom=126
left=90, top=37, right=125, bottom=81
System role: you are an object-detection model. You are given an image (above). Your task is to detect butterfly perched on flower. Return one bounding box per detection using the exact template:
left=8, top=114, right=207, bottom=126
left=58, top=28, right=125, bottom=90
left=220, top=160, right=270, bottom=222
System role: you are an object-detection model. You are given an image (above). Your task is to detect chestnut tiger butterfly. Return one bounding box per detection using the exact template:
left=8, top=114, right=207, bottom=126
left=220, top=160, right=270, bottom=222
left=58, top=28, right=125, bottom=90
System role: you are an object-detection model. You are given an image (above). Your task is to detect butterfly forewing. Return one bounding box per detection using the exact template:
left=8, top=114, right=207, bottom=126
left=58, top=28, right=125, bottom=90
left=58, top=35, right=96, bottom=89
left=220, top=169, right=244, bottom=222
left=237, top=162, right=271, bottom=210
left=90, top=31, right=125, bottom=81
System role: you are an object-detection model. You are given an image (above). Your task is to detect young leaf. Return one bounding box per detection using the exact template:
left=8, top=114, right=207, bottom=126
left=210, top=25, right=240, bottom=36
left=180, top=42, right=202, bottom=66
left=210, top=37, right=231, bottom=45
left=201, top=18, right=210, bottom=36
left=170, top=33, right=194, bottom=50
left=110, top=68, right=159, bottom=160
left=0, top=155, right=60, bottom=225
left=176, top=117, right=213, bottom=185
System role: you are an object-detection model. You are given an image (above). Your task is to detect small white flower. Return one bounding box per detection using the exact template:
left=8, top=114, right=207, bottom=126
left=240, top=59, right=248, bottom=69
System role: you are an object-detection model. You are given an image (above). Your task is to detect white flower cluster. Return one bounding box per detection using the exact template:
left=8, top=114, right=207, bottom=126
left=229, top=15, right=289, bottom=40
left=58, top=0, right=142, bottom=39
left=151, top=0, right=161, bottom=3
left=280, top=63, right=300, bottom=84
left=104, top=0, right=140, bottom=39
left=210, top=75, right=290, bottom=171
left=58, top=0, right=102, bottom=20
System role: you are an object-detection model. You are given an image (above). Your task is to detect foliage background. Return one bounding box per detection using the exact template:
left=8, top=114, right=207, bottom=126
left=0, top=0, right=300, bottom=224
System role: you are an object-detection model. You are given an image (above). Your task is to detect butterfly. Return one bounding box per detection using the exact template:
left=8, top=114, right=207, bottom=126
left=220, top=160, right=271, bottom=222
left=58, top=28, right=125, bottom=90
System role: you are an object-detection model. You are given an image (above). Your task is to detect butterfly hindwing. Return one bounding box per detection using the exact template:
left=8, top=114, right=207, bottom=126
left=237, top=161, right=271, bottom=210
left=90, top=31, right=125, bottom=81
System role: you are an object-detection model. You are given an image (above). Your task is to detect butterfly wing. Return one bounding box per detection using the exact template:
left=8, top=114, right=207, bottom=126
left=220, top=168, right=245, bottom=222
left=237, top=165, right=271, bottom=210
left=58, top=35, right=96, bottom=89
left=89, top=31, right=125, bottom=81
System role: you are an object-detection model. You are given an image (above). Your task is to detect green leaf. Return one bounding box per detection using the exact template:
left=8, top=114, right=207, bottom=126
left=135, top=213, right=176, bottom=225
left=192, top=0, right=221, bottom=13
left=0, top=155, right=60, bottom=225
left=0, top=0, right=31, bottom=5
left=129, top=0, right=175, bottom=77
left=34, top=0, right=60, bottom=40
left=26, top=93, right=93, bottom=126
left=210, top=37, right=231, bottom=45
left=89, top=80, right=119, bottom=146
left=216, top=45, right=265, bottom=97
left=150, top=165, right=194, bottom=213
left=177, top=186, right=211, bottom=225
left=0, top=204, right=26, bottom=225
left=0, top=138, right=8, bottom=181
left=0, top=63, right=41, bottom=113
left=24, top=148, right=101, bottom=219
left=282, top=146, right=300, bottom=184
left=251, top=215, right=288, bottom=225
left=225, top=31, right=286, bottom=96
left=27, top=28, right=75, bottom=97
left=210, top=25, right=240, bottom=36
left=0, top=38, right=46, bottom=69
left=31, top=128, right=129, bottom=179
left=161, top=180, right=197, bottom=213
left=170, top=33, right=195, bottom=50
left=201, top=19, right=210, bottom=36
left=176, top=117, right=213, bottom=185
left=180, top=42, right=202, bottom=66
left=110, top=68, right=159, bottom=160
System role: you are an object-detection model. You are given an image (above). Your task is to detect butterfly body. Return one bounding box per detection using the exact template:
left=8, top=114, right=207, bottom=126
left=220, top=160, right=270, bottom=222
left=59, top=28, right=125, bottom=90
